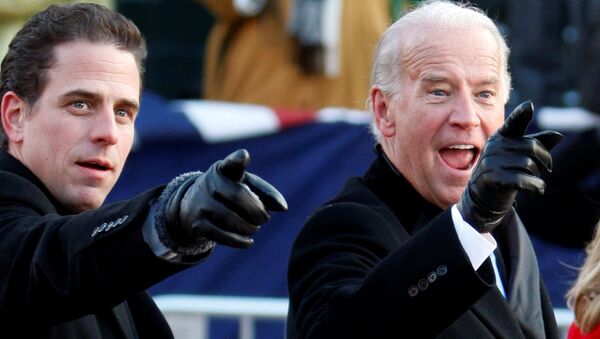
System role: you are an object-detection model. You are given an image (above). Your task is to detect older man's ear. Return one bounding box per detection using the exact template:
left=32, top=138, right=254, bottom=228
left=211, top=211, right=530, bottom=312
left=370, top=87, right=395, bottom=138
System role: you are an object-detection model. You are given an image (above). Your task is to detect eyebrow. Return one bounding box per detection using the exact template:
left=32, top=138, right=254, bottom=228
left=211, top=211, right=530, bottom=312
left=61, top=89, right=139, bottom=110
left=421, top=74, right=447, bottom=83
left=421, top=74, right=501, bottom=87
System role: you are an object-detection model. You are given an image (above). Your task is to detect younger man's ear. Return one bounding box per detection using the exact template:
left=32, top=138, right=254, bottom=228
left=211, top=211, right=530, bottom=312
left=370, top=87, right=395, bottom=137
left=1, top=91, right=27, bottom=143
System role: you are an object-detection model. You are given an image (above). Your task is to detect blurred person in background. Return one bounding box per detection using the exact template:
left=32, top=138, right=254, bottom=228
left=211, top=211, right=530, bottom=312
left=566, top=222, right=600, bottom=338
left=117, top=0, right=214, bottom=99
left=506, top=0, right=600, bottom=108
left=197, top=0, right=390, bottom=110
left=509, top=1, right=600, bottom=247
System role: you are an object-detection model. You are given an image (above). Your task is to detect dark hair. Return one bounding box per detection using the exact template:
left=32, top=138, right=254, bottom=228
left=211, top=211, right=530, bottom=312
left=0, top=3, right=147, bottom=148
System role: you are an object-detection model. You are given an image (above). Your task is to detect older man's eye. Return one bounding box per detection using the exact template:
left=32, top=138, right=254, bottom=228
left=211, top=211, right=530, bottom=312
left=479, top=91, right=494, bottom=99
left=431, top=90, right=447, bottom=96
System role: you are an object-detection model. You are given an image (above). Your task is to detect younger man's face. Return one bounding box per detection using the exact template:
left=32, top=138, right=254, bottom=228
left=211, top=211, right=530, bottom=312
left=9, top=41, right=140, bottom=212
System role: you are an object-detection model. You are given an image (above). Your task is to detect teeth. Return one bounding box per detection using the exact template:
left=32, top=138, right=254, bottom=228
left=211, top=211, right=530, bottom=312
left=448, top=144, right=474, bottom=150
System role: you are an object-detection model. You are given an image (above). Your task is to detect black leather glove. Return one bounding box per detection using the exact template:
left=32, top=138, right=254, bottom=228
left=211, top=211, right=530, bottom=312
left=457, top=101, right=563, bottom=233
left=165, top=149, right=288, bottom=248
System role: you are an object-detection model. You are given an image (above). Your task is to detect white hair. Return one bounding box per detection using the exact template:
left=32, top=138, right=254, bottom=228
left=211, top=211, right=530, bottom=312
left=367, top=0, right=512, bottom=141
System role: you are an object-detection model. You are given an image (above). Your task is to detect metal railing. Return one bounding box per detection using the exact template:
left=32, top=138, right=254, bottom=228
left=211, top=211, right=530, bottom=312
left=154, top=294, right=574, bottom=339
left=154, top=294, right=288, bottom=339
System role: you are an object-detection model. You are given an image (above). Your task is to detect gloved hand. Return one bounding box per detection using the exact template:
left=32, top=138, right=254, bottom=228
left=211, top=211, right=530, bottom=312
left=457, top=101, right=563, bottom=233
left=165, top=149, right=288, bottom=248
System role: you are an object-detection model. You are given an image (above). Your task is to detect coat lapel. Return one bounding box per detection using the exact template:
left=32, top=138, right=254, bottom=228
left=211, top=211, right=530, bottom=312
left=494, top=210, right=546, bottom=339
left=111, top=301, right=137, bottom=338
left=470, top=286, right=527, bottom=338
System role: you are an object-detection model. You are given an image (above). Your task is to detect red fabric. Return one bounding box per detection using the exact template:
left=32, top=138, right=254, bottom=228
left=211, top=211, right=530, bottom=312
left=273, top=107, right=317, bottom=129
left=569, top=322, right=600, bottom=339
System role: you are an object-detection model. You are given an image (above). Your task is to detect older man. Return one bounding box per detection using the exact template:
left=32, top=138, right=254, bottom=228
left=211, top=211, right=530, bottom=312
left=0, top=3, right=286, bottom=338
left=287, top=1, right=562, bottom=338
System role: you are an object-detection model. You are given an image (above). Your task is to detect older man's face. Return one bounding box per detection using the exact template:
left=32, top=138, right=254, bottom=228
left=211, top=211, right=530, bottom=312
left=379, top=27, right=506, bottom=208
left=7, top=41, right=140, bottom=213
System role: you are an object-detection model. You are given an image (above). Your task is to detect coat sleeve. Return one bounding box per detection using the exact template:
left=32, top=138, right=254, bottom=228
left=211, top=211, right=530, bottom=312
left=0, top=173, right=201, bottom=327
left=287, top=202, right=496, bottom=338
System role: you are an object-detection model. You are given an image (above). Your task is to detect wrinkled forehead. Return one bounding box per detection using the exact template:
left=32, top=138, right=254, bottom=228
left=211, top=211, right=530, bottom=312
left=399, top=25, right=505, bottom=88
left=403, top=24, right=500, bottom=61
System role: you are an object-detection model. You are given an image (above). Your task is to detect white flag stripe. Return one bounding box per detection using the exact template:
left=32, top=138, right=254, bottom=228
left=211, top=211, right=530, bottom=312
left=171, top=100, right=280, bottom=143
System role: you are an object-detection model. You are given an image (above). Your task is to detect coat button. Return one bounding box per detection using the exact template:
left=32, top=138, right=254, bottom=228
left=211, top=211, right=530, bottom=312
left=92, top=223, right=108, bottom=237
left=436, top=265, right=447, bottom=276
left=418, top=279, right=428, bottom=291
left=428, top=271, right=437, bottom=283
left=98, top=222, right=108, bottom=232
left=408, top=285, right=419, bottom=297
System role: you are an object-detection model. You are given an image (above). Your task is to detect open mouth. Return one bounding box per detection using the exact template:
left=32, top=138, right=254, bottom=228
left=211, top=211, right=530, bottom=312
left=77, top=161, right=110, bottom=171
left=439, top=144, right=479, bottom=170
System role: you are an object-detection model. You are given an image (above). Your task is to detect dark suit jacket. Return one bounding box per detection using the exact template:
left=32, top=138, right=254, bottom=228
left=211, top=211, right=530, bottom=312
left=0, top=150, right=200, bottom=338
left=287, top=149, right=559, bottom=339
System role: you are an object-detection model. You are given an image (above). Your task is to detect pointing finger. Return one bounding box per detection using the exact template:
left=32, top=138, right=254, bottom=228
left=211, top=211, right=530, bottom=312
left=218, top=149, right=250, bottom=182
left=498, top=100, right=534, bottom=138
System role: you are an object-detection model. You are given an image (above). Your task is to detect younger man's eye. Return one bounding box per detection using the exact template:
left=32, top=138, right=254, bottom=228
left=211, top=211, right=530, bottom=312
left=73, top=101, right=87, bottom=109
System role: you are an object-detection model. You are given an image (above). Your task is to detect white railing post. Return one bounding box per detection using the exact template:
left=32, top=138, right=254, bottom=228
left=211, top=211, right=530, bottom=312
left=164, top=313, right=209, bottom=339
left=239, top=315, right=255, bottom=339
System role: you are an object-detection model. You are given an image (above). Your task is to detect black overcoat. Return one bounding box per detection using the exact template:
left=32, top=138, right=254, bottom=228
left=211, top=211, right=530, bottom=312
left=0, top=150, right=200, bottom=338
left=287, top=149, right=559, bottom=339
